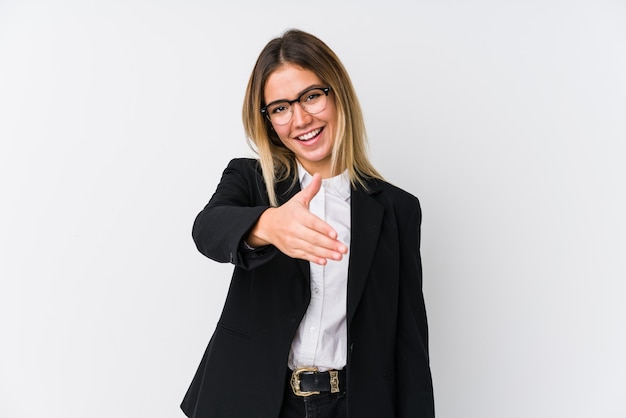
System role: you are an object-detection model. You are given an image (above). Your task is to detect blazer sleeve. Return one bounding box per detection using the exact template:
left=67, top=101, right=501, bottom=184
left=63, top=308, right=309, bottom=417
left=192, top=158, right=279, bottom=270
left=396, top=198, right=436, bottom=417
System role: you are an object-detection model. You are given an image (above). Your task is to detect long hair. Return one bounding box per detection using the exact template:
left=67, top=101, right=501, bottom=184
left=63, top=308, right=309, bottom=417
left=242, top=29, right=383, bottom=206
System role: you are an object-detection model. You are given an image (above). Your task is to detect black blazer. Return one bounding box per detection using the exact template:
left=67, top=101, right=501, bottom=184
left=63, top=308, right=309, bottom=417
left=181, top=158, right=434, bottom=417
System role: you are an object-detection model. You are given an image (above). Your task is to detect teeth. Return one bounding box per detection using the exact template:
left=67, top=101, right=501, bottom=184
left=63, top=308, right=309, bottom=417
left=297, top=128, right=321, bottom=141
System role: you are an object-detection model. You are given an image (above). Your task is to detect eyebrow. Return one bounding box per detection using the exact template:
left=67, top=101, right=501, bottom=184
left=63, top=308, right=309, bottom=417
left=264, top=84, right=325, bottom=106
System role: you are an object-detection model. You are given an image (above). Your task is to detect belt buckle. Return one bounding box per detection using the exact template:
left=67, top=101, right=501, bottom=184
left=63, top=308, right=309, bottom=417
left=329, top=370, right=340, bottom=393
left=290, top=367, right=320, bottom=397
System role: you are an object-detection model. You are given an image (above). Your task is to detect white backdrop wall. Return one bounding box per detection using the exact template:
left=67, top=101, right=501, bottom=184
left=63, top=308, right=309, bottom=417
left=1, top=1, right=624, bottom=417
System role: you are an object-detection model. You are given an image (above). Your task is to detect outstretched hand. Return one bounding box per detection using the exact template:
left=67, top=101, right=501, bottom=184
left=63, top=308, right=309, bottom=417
left=246, top=173, right=348, bottom=265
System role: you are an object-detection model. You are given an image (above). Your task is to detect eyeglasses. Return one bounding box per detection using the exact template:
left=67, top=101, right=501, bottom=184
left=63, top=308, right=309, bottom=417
left=261, top=86, right=331, bottom=125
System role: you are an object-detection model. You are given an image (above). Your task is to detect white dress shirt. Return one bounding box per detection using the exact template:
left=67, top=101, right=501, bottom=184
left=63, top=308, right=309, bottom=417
left=288, top=164, right=351, bottom=371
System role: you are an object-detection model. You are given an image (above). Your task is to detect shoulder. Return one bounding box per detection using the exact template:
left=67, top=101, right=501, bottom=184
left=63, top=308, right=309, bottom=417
left=214, top=158, right=264, bottom=193
left=364, top=179, right=423, bottom=238
left=366, top=178, right=421, bottom=212
left=225, top=157, right=261, bottom=173
left=220, top=158, right=264, bottom=183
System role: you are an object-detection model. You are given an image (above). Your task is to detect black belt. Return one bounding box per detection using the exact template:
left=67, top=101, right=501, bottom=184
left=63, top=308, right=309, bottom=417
left=289, top=367, right=346, bottom=397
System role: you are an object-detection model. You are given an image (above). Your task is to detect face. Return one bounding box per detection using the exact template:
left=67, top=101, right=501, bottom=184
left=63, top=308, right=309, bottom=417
left=264, top=64, right=337, bottom=178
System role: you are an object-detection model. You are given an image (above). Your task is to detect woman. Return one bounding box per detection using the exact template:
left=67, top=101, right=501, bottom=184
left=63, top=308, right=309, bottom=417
left=181, top=29, right=434, bottom=418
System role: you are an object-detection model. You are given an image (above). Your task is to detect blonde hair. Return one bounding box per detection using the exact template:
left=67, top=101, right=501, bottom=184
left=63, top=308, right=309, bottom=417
left=242, top=29, right=383, bottom=206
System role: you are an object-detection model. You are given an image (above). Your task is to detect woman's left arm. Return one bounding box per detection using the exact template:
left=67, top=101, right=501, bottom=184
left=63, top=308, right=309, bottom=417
left=396, top=199, right=435, bottom=417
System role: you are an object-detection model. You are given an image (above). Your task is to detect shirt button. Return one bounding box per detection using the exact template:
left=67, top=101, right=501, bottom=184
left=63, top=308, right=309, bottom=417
left=314, top=287, right=319, bottom=294
left=310, top=327, right=316, bottom=333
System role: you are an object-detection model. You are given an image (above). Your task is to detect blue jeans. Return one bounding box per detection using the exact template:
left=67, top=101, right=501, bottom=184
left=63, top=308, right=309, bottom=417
left=279, top=376, right=347, bottom=418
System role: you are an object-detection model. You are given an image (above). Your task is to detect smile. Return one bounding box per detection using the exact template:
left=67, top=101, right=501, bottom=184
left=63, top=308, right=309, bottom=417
left=296, top=127, right=322, bottom=141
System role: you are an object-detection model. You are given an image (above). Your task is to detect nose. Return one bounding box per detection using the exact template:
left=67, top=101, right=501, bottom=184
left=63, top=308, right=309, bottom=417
left=291, top=102, right=312, bottom=127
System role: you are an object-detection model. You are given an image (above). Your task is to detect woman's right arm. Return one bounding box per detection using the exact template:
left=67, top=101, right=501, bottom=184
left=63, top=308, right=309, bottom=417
left=192, top=159, right=276, bottom=270
left=192, top=159, right=347, bottom=269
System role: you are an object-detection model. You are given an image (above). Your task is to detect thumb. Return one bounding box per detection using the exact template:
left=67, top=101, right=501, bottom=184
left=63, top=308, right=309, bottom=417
left=299, top=173, right=322, bottom=208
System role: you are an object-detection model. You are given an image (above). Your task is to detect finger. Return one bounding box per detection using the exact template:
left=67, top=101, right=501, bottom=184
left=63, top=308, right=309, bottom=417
left=306, top=245, right=345, bottom=263
left=295, top=245, right=341, bottom=265
left=304, top=214, right=345, bottom=246
left=299, top=229, right=348, bottom=258
left=298, top=173, right=322, bottom=208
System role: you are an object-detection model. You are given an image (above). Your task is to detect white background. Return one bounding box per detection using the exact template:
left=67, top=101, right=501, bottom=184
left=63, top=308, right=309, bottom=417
left=1, top=1, right=625, bottom=417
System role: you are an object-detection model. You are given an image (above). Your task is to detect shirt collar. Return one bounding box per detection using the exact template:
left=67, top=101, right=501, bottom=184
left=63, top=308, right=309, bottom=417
left=297, top=162, right=351, bottom=202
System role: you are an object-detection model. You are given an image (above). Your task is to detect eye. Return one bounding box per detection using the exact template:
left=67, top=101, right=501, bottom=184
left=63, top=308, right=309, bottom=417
left=303, top=92, right=322, bottom=103
left=269, top=103, right=289, bottom=114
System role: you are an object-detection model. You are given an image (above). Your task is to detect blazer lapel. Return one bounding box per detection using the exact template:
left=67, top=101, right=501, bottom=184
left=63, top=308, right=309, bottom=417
left=347, top=180, right=384, bottom=325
